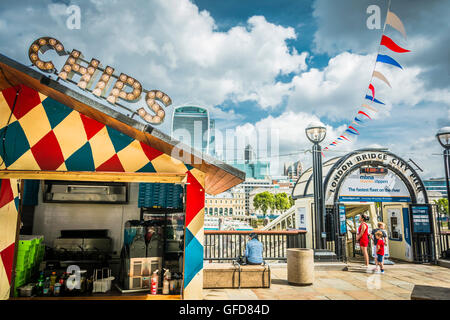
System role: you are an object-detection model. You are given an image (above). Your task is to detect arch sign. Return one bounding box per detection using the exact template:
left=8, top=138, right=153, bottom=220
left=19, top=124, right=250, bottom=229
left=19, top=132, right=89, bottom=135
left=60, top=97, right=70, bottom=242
left=28, top=37, right=172, bottom=124
left=324, top=149, right=427, bottom=205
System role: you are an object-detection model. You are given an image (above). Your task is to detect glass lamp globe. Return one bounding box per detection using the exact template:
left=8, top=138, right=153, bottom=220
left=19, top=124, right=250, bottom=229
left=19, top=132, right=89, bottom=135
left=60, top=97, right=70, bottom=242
left=305, top=122, right=327, bottom=143
left=436, top=126, right=450, bottom=149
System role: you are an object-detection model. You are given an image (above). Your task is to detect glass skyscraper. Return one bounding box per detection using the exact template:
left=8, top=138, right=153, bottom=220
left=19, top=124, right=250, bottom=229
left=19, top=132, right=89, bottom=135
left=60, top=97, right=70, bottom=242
left=171, top=106, right=214, bottom=155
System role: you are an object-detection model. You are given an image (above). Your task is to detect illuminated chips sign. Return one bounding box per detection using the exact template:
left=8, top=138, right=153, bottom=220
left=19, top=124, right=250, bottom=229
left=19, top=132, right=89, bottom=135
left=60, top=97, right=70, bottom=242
left=28, top=37, right=172, bottom=124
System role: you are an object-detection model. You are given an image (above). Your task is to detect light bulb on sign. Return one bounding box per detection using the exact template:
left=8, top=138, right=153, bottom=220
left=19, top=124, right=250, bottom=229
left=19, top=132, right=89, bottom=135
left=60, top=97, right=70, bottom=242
left=27, top=36, right=174, bottom=125
left=28, top=37, right=66, bottom=73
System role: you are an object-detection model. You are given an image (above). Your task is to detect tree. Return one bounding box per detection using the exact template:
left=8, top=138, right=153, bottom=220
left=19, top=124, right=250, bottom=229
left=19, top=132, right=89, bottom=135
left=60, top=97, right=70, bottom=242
left=434, top=198, right=449, bottom=216
left=275, top=193, right=293, bottom=213
left=253, top=191, right=275, bottom=216
left=289, top=195, right=295, bottom=207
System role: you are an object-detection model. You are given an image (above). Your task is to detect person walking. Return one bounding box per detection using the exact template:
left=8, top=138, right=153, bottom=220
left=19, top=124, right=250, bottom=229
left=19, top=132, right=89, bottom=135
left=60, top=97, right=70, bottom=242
left=244, top=233, right=263, bottom=265
left=374, top=231, right=385, bottom=274
left=356, top=213, right=370, bottom=270
left=371, top=222, right=387, bottom=246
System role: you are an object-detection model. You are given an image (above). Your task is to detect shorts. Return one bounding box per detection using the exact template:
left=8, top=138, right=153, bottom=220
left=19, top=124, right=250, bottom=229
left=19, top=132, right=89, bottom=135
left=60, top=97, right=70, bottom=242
left=377, top=254, right=384, bottom=263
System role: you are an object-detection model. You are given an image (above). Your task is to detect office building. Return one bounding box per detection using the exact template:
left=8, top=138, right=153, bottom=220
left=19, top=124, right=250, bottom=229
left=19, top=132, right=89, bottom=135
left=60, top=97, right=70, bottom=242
left=171, top=106, right=211, bottom=154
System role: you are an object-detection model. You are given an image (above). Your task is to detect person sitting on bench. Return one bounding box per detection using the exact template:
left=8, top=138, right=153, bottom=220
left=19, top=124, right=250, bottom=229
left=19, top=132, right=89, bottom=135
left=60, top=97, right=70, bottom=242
left=244, top=233, right=263, bottom=265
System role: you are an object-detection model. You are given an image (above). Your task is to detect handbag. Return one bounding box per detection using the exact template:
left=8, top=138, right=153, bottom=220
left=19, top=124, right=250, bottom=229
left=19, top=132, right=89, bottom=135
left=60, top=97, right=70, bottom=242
left=236, top=255, right=247, bottom=265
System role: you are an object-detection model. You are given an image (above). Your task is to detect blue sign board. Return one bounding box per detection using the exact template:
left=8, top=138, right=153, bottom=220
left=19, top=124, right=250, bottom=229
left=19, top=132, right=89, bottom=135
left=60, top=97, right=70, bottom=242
left=338, top=204, right=347, bottom=235
left=410, top=205, right=431, bottom=234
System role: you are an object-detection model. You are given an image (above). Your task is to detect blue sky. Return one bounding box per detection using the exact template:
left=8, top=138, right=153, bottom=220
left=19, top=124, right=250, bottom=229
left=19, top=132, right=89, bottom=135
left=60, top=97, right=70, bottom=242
left=0, top=0, right=448, bottom=178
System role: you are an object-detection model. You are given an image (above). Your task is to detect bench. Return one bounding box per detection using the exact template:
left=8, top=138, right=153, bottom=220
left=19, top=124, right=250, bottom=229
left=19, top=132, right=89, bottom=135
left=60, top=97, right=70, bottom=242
left=203, top=262, right=270, bottom=289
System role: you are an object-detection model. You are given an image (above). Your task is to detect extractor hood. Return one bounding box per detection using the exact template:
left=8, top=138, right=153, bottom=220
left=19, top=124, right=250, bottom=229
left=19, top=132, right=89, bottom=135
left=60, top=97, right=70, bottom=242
left=43, top=180, right=128, bottom=204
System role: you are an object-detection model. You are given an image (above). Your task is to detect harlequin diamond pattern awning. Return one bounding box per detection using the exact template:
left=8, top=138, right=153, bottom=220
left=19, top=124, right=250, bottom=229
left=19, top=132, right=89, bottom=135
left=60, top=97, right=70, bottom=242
left=0, top=54, right=244, bottom=194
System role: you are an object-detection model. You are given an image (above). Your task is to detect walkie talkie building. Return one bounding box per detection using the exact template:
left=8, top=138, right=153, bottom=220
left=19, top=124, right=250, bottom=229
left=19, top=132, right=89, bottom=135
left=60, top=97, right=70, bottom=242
left=171, top=106, right=215, bottom=155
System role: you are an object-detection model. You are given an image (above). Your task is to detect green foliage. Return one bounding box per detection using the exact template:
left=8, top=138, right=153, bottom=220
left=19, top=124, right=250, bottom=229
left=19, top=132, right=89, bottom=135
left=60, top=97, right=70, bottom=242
left=289, top=195, right=295, bottom=207
left=253, top=191, right=275, bottom=216
left=275, top=193, right=293, bottom=212
left=253, top=191, right=294, bottom=216
left=434, top=198, right=449, bottom=216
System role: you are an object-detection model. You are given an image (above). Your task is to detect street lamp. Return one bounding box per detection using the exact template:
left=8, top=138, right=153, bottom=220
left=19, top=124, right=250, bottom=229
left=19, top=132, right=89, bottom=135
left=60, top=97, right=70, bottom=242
left=306, top=122, right=327, bottom=250
left=436, top=127, right=450, bottom=207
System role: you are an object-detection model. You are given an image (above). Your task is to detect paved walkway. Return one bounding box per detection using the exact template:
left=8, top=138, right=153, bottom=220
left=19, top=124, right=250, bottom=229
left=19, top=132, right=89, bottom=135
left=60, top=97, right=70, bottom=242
left=203, top=260, right=450, bottom=300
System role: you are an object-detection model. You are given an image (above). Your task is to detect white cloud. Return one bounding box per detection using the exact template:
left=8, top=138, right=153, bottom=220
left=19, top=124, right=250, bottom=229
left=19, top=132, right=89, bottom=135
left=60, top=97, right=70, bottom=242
left=0, top=0, right=308, bottom=112
left=283, top=51, right=449, bottom=124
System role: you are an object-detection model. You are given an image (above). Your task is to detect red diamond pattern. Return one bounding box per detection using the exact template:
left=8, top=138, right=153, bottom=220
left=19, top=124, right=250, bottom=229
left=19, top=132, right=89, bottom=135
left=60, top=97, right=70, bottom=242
left=185, top=171, right=205, bottom=226
left=0, top=179, right=13, bottom=209
left=140, top=141, right=163, bottom=161
left=96, top=154, right=125, bottom=172
left=80, top=113, right=105, bottom=140
left=31, top=131, right=65, bottom=170
left=0, top=243, right=16, bottom=285
left=2, top=84, right=42, bottom=120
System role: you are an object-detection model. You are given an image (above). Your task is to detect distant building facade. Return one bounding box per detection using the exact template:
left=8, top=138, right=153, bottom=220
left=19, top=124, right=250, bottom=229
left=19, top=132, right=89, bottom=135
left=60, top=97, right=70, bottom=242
left=204, top=188, right=246, bottom=220
left=238, top=178, right=274, bottom=215
left=284, top=161, right=302, bottom=180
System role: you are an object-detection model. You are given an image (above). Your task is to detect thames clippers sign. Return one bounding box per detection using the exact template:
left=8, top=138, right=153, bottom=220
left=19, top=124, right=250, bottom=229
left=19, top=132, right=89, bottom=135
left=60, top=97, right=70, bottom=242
left=28, top=37, right=172, bottom=124
left=325, top=150, right=427, bottom=205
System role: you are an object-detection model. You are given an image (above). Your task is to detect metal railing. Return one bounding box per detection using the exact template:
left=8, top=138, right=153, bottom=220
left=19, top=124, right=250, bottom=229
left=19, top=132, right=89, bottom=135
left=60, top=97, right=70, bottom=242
left=204, top=230, right=307, bottom=261
left=437, top=231, right=450, bottom=260
left=432, top=204, right=450, bottom=260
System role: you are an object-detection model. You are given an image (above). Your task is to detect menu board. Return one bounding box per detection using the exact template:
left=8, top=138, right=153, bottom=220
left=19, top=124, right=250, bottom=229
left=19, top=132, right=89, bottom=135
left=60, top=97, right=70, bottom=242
left=410, top=205, right=431, bottom=234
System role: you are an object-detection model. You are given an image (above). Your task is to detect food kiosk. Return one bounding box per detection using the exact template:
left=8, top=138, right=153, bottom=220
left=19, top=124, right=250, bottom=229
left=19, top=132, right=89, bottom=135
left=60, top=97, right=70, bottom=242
left=0, top=43, right=245, bottom=300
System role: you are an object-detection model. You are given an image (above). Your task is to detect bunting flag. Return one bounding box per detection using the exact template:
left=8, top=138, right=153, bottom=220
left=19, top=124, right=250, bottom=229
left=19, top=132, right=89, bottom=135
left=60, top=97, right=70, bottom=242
left=380, top=35, right=410, bottom=53
left=365, top=95, right=385, bottom=105
left=361, top=103, right=378, bottom=112
left=368, top=84, right=375, bottom=100
left=353, top=117, right=368, bottom=126
left=376, top=54, right=403, bottom=69
left=323, top=7, right=409, bottom=157
left=345, top=128, right=359, bottom=135
left=372, top=71, right=391, bottom=88
left=357, top=110, right=372, bottom=120
left=385, top=11, right=407, bottom=39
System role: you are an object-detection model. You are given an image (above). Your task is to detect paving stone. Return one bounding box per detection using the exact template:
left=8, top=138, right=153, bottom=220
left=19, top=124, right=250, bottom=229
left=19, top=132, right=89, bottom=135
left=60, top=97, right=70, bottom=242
left=344, top=290, right=380, bottom=300
left=202, top=261, right=450, bottom=300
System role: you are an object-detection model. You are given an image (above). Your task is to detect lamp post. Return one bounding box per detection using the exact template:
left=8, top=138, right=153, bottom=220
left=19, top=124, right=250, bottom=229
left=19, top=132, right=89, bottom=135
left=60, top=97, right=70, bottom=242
left=436, top=127, right=450, bottom=210
left=306, top=122, right=327, bottom=250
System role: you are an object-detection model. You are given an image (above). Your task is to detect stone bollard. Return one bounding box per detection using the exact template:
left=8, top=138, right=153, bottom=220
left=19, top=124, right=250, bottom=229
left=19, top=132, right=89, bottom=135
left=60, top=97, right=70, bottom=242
left=287, top=248, right=314, bottom=285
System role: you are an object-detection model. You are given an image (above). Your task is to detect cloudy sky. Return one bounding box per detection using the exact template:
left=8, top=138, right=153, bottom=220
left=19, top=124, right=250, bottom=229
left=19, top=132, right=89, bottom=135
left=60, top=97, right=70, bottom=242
left=0, top=0, right=448, bottom=178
